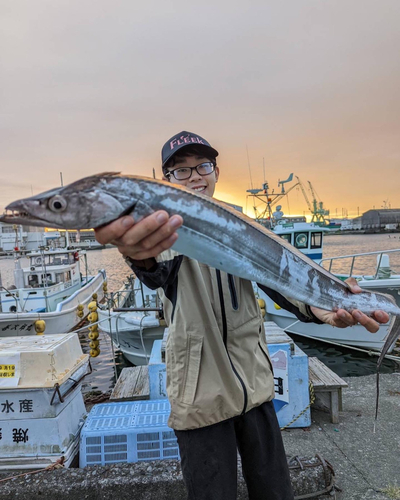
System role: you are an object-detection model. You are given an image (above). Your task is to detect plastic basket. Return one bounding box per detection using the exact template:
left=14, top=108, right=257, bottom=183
left=79, top=399, right=179, bottom=467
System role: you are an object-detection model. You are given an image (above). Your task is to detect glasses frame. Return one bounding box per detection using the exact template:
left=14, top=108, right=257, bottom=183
left=166, top=161, right=216, bottom=181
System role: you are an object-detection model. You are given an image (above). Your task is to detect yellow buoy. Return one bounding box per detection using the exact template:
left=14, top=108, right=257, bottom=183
left=274, top=303, right=281, bottom=310
left=90, top=348, right=100, bottom=358
left=88, top=301, right=97, bottom=312
left=102, top=281, right=108, bottom=292
left=257, top=299, right=266, bottom=309
left=89, top=340, right=100, bottom=349
left=34, top=320, right=46, bottom=335
left=92, top=293, right=98, bottom=300
left=77, top=304, right=84, bottom=311
left=260, top=308, right=266, bottom=318
left=88, top=312, right=98, bottom=323
left=88, top=330, right=99, bottom=340
left=88, top=324, right=98, bottom=332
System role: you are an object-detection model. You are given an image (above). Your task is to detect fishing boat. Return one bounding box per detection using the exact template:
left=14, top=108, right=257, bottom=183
left=0, top=248, right=106, bottom=336
left=97, top=275, right=165, bottom=365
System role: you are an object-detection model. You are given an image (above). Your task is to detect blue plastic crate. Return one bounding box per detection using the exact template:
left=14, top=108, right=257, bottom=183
left=79, top=399, right=179, bottom=467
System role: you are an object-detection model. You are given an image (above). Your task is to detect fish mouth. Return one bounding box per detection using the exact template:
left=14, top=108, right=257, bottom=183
left=0, top=207, right=50, bottom=228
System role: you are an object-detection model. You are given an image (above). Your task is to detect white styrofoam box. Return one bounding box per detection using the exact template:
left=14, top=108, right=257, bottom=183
left=0, top=386, right=86, bottom=462
left=0, top=358, right=90, bottom=420
left=80, top=399, right=179, bottom=467
left=0, top=333, right=89, bottom=388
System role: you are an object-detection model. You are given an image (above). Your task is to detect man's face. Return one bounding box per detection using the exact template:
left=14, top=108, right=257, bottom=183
left=164, top=155, right=219, bottom=198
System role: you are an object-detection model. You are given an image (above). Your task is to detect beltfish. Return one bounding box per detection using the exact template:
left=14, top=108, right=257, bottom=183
left=1, top=172, right=399, bottom=423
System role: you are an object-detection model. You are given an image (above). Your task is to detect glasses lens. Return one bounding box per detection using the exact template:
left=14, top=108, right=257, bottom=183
left=172, top=167, right=192, bottom=180
left=197, top=163, right=214, bottom=176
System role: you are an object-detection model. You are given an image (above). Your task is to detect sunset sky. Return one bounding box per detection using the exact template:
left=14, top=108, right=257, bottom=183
left=1, top=0, right=399, bottom=220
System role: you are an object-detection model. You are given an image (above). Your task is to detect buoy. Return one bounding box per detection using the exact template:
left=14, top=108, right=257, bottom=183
left=257, top=299, right=266, bottom=309
left=88, top=301, right=97, bottom=312
left=274, top=303, right=281, bottom=310
left=88, top=330, right=99, bottom=340
left=92, top=293, right=98, bottom=300
left=34, top=319, right=46, bottom=335
left=90, top=348, right=100, bottom=358
left=102, top=281, right=108, bottom=292
left=88, top=312, right=98, bottom=323
left=260, top=308, right=266, bottom=318
left=89, top=340, right=99, bottom=349
left=88, top=324, right=98, bottom=332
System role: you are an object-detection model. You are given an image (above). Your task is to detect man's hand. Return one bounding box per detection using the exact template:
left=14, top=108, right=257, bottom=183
left=310, top=277, right=390, bottom=333
left=94, top=211, right=183, bottom=262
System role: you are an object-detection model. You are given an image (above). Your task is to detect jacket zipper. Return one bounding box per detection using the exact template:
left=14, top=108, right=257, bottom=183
left=227, top=274, right=238, bottom=310
left=216, top=269, right=248, bottom=415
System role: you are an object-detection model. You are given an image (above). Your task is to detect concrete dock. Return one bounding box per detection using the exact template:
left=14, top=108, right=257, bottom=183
left=0, top=372, right=399, bottom=499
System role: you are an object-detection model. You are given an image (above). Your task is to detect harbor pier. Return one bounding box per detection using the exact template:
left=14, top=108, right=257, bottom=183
left=0, top=372, right=399, bottom=499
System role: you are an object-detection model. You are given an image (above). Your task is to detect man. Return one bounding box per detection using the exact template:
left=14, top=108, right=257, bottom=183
left=95, top=131, right=389, bottom=500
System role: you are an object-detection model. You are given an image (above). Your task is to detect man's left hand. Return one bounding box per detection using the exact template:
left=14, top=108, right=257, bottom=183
left=310, top=278, right=390, bottom=333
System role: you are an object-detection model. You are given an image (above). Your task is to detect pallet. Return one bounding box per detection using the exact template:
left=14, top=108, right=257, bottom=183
left=308, top=357, right=348, bottom=424
left=110, top=366, right=150, bottom=401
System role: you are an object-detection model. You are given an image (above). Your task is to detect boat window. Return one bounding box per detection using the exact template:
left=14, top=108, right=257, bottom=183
left=41, top=273, right=53, bottom=284
left=56, top=272, right=65, bottom=283
left=28, top=274, right=39, bottom=287
left=65, top=271, right=71, bottom=281
left=280, top=234, right=292, bottom=244
left=294, top=232, right=309, bottom=249
left=310, top=232, right=322, bottom=249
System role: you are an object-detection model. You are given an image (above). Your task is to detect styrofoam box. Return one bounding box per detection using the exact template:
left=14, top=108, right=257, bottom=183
left=0, top=333, right=89, bottom=388
left=80, top=400, right=179, bottom=467
left=0, top=360, right=90, bottom=420
left=0, top=386, right=86, bottom=460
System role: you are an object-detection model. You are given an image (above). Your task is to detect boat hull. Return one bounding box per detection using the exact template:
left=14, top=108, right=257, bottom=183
left=0, top=271, right=106, bottom=336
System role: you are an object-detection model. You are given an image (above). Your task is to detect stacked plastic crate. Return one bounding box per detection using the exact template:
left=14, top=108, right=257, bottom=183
left=79, top=399, right=179, bottom=467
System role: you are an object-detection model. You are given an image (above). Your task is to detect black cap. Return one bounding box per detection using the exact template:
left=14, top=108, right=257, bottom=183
left=161, top=131, right=219, bottom=170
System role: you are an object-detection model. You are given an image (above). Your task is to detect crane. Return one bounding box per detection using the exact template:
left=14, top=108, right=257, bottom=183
left=307, top=181, right=330, bottom=224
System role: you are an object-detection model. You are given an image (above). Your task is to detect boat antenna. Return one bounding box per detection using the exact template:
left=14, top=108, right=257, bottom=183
left=152, top=168, right=156, bottom=179
left=60, top=172, right=64, bottom=187
left=246, top=145, right=254, bottom=190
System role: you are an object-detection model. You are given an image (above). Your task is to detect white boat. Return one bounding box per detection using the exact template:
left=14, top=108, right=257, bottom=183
left=0, top=248, right=106, bottom=336
left=98, top=276, right=165, bottom=365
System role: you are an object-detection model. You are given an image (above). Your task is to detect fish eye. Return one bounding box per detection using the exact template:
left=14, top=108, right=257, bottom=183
left=48, top=195, right=68, bottom=212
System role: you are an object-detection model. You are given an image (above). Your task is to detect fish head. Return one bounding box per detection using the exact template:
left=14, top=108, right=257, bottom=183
left=0, top=173, right=132, bottom=229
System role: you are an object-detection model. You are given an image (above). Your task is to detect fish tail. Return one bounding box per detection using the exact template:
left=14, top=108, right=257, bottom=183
left=374, top=314, right=400, bottom=430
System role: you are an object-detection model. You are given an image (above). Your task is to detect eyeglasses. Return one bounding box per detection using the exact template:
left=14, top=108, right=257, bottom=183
left=166, top=162, right=216, bottom=180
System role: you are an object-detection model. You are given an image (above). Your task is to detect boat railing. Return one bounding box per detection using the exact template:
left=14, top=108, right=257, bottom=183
left=320, top=248, right=400, bottom=279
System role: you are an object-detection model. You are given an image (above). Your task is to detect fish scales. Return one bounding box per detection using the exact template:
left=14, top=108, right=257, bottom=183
left=1, top=172, right=400, bottom=425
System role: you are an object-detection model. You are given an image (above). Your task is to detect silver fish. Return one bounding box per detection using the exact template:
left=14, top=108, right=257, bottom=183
left=1, top=172, right=399, bottom=422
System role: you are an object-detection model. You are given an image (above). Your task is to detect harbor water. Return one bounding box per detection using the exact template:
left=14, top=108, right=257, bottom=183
left=1, top=232, right=399, bottom=394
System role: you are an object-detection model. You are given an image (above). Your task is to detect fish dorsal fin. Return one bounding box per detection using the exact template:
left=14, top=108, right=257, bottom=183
left=95, top=172, right=121, bottom=177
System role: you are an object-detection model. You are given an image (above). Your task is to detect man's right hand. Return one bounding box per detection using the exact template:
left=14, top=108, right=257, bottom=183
left=94, top=211, right=183, bottom=263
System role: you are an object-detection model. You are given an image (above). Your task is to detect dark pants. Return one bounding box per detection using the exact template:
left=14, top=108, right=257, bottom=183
left=174, top=401, right=294, bottom=500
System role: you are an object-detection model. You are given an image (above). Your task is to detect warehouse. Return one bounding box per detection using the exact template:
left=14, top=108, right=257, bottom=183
left=361, top=209, right=400, bottom=230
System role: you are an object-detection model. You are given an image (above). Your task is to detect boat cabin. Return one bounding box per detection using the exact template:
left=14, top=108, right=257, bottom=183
left=273, top=221, right=328, bottom=263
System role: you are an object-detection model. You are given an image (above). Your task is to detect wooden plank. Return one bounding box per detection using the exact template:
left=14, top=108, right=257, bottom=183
left=110, top=366, right=150, bottom=401
left=309, top=357, right=348, bottom=390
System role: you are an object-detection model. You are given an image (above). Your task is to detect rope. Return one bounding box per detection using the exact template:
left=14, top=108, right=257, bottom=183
left=0, top=456, right=65, bottom=484
left=280, top=382, right=315, bottom=431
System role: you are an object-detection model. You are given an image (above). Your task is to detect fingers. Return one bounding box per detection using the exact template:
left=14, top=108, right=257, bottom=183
left=344, top=277, right=362, bottom=293
left=337, top=309, right=382, bottom=333
left=94, top=216, right=135, bottom=245
left=94, top=211, right=184, bottom=261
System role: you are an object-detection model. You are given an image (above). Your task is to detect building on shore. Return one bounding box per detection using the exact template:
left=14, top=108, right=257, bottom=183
left=361, top=209, right=400, bottom=231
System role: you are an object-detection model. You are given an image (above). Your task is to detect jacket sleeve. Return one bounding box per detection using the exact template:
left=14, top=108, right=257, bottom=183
left=257, top=284, right=324, bottom=324
left=126, top=249, right=184, bottom=290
